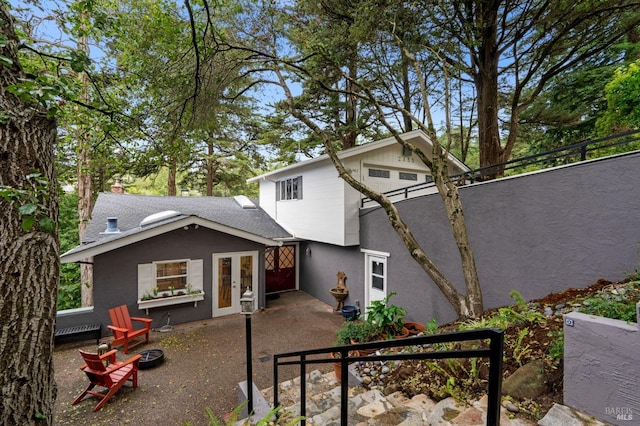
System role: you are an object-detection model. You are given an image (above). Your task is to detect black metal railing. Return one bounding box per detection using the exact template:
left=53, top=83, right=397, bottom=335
left=361, top=129, right=640, bottom=208
left=272, top=328, right=504, bottom=425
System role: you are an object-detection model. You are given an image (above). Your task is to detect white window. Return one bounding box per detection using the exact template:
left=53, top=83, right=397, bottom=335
left=368, top=168, right=390, bottom=178
left=277, top=176, right=303, bottom=200
left=370, top=257, right=386, bottom=291
left=399, top=172, right=418, bottom=181
left=138, top=259, right=203, bottom=299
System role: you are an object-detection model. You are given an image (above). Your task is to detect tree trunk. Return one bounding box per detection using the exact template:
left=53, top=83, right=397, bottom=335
left=206, top=141, right=214, bottom=196
left=0, top=5, right=59, bottom=424
left=343, top=53, right=358, bottom=149
left=473, top=1, right=503, bottom=179
left=168, top=157, right=177, bottom=196
left=76, top=32, right=94, bottom=307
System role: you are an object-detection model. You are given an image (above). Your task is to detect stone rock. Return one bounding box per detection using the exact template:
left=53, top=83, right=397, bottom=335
left=538, top=403, right=607, bottom=426
left=428, top=397, right=464, bottom=425
left=383, top=383, right=402, bottom=395
left=357, top=400, right=392, bottom=418
left=502, top=401, right=519, bottom=413
left=501, top=360, right=546, bottom=400
left=451, top=406, right=484, bottom=425
left=404, top=393, right=437, bottom=414
left=368, top=407, right=410, bottom=425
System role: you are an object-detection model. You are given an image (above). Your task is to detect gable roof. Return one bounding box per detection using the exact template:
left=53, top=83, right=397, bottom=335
left=61, top=193, right=291, bottom=263
left=247, top=129, right=470, bottom=182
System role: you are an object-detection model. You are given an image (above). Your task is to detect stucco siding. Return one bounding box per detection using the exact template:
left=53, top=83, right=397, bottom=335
left=358, top=152, right=640, bottom=324
left=298, top=242, right=363, bottom=311
left=564, top=311, right=639, bottom=425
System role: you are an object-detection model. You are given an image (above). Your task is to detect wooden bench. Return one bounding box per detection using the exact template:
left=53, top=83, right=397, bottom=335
left=55, top=324, right=102, bottom=345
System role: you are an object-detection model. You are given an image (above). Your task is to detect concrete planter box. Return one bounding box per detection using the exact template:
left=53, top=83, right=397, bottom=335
left=563, top=310, right=639, bottom=425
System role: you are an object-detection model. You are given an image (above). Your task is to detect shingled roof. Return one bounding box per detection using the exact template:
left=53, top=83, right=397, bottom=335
left=61, top=193, right=292, bottom=262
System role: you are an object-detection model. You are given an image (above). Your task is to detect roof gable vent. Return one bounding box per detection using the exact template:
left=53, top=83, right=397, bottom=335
left=234, top=195, right=257, bottom=209
left=140, top=210, right=182, bottom=227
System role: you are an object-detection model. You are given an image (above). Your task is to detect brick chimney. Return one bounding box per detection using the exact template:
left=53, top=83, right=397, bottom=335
left=111, top=178, right=125, bottom=194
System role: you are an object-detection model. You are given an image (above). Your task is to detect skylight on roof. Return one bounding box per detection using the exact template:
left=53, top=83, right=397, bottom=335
left=140, top=210, right=181, bottom=227
left=234, top=195, right=257, bottom=209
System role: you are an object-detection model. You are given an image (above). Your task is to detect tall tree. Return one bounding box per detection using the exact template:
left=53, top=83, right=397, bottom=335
left=0, top=3, right=59, bottom=424
left=422, top=0, right=640, bottom=177
left=596, top=59, right=640, bottom=135
left=213, top=0, right=484, bottom=318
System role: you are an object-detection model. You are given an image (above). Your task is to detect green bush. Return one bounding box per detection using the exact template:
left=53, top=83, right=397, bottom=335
left=365, top=292, right=406, bottom=336
left=578, top=281, right=639, bottom=322
left=335, top=320, right=377, bottom=345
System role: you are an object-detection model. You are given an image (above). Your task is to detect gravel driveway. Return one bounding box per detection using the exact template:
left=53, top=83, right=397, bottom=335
left=53, top=291, right=343, bottom=425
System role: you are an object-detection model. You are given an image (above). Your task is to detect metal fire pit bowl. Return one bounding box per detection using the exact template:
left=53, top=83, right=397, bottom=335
left=138, top=349, right=165, bottom=369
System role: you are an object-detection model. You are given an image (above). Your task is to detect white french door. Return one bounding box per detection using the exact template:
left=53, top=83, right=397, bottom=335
left=212, top=251, right=258, bottom=317
left=363, top=250, right=389, bottom=318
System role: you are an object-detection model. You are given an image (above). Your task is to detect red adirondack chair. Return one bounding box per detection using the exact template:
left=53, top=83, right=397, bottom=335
left=72, top=349, right=142, bottom=412
left=108, top=304, right=153, bottom=353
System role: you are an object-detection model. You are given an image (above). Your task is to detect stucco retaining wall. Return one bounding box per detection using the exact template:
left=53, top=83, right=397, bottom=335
left=358, top=151, right=640, bottom=325
left=563, top=311, right=639, bottom=425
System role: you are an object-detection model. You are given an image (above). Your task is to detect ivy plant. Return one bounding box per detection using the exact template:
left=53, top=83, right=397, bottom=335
left=0, top=172, right=55, bottom=232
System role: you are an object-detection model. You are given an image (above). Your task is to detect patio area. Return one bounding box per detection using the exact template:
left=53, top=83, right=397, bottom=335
left=53, top=291, right=344, bottom=425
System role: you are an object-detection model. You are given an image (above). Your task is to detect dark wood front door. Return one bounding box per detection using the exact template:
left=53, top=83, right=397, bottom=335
left=265, top=246, right=296, bottom=293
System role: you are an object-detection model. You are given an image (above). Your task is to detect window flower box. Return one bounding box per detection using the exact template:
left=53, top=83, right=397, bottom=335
left=138, top=291, right=205, bottom=315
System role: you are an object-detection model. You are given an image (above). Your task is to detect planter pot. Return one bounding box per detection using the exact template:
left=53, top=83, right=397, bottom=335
left=341, top=305, right=358, bottom=320
left=381, top=327, right=410, bottom=340
left=350, top=338, right=382, bottom=356
left=330, top=351, right=357, bottom=382
left=403, top=322, right=426, bottom=336
left=393, top=326, right=410, bottom=339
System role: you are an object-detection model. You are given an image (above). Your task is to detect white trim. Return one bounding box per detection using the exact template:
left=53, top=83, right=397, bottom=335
left=138, top=292, right=205, bottom=315
left=360, top=248, right=391, bottom=257
left=247, top=129, right=470, bottom=183
left=212, top=251, right=259, bottom=317
left=61, top=216, right=282, bottom=263
left=363, top=251, right=389, bottom=318
left=56, top=306, right=94, bottom=317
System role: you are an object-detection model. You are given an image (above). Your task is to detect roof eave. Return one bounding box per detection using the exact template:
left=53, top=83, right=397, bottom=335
left=247, top=129, right=469, bottom=182
left=61, top=216, right=283, bottom=263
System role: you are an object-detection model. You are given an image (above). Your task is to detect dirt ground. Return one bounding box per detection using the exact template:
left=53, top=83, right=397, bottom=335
left=361, top=279, right=633, bottom=422
left=53, top=291, right=344, bottom=426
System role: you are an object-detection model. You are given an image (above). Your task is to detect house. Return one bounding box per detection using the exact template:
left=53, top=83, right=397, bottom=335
left=61, top=129, right=640, bottom=333
left=247, top=129, right=471, bottom=314
left=60, top=130, right=469, bottom=331
left=60, top=194, right=294, bottom=330
left=248, top=129, right=469, bottom=247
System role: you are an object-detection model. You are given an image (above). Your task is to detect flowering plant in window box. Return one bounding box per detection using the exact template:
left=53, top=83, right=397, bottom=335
left=138, top=284, right=204, bottom=314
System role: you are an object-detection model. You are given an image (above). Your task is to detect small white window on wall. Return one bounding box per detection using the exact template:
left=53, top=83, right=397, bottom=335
left=276, top=176, right=303, bottom=201
left=368, top=168, right=390, bottom=178
left=138, top=259, right=203, bottom=299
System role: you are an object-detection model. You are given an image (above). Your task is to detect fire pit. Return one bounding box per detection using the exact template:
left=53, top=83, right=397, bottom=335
left=138, top=349, right=164, bottom=369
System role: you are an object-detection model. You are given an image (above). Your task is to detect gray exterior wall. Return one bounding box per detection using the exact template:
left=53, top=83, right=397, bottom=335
left=89, top=226, right=265, bottom=334
left=355, top=151, right=640, bottom=325
left=298, top=241, right=363, bottom=312
left=563, top=311, right=639, bottom=425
